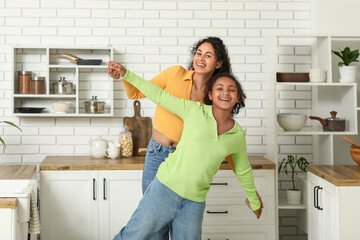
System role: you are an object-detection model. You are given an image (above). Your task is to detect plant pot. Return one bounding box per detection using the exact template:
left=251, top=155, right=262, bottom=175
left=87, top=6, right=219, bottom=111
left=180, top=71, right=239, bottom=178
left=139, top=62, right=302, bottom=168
left=286, top=189, right=301, bottom=204
left=339, top=66, right=357, bottom=83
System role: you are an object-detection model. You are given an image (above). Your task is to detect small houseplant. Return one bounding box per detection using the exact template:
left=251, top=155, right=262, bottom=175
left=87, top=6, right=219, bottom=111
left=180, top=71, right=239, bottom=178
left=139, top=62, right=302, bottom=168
left=278, top=154, right=309, bottom=204
left=0, top=121, right=21, bottom=148
left=332, top=47, right=359, bottom=83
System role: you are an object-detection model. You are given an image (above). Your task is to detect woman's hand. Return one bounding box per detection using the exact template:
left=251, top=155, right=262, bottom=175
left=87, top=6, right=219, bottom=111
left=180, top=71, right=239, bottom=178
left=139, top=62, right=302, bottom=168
left=108, top=61, right=126, bottom=79
left=245, top=190, right=264, bottom=219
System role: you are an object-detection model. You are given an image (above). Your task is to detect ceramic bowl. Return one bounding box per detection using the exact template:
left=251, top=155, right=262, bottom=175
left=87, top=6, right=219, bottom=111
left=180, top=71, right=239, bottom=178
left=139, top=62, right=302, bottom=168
left=350, top=147, right=360, bottom=166
left=52, top=102, right=72, bottom=114
left=277, top=113, right=307, bottom=131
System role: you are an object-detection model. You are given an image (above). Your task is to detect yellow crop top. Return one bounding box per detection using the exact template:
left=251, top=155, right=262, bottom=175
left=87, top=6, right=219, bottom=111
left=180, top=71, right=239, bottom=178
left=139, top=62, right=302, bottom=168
left=122, top=65, right=194, bottom=142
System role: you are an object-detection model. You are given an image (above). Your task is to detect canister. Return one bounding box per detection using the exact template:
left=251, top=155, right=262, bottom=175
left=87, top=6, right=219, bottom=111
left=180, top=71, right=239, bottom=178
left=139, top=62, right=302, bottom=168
left=30, top=76, right=45, bottom=94
left=18, top=71, right=32, bottom=94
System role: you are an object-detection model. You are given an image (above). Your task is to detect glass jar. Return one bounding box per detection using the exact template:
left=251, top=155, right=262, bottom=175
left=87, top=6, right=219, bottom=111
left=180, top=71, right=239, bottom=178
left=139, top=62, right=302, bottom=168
left=30, top=76, right=45, bottom=94
left=18, top=71, right=32, bottom=94
left=118, top=126, right=133, bottom=157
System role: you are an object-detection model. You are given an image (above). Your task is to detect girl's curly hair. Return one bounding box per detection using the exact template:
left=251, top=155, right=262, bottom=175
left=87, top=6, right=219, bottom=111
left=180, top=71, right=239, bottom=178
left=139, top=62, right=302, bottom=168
left=187, top=36, right=232, bottom=75
left=203, top=73, right=246, bottom=117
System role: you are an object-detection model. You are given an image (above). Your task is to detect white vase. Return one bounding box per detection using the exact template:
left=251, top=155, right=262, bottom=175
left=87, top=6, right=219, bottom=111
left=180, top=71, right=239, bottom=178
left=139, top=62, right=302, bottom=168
left=286, top=189, right=301, bottom=204
left=339, top=66, right=357, bottom=83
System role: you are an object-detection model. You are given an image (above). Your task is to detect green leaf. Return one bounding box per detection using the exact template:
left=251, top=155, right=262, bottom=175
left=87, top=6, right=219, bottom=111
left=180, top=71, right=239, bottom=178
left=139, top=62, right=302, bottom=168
left=0, top=121, right=22, bottom=132
left=0, top=137, right=6, bottom=148
left=332, top=47, right=359, bottom=66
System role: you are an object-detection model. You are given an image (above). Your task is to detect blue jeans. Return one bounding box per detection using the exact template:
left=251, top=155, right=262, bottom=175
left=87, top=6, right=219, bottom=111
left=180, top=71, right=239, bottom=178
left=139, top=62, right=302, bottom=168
left=142, top=138, right=176, bottom=193
left=142, top=138, right=176, bottom=240
left=112, top=178, right=205, bottom=240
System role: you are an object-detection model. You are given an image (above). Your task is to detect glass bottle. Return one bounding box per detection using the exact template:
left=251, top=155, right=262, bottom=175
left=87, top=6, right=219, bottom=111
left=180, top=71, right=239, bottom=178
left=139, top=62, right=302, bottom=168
left=118, top=126, right=133, bottom=157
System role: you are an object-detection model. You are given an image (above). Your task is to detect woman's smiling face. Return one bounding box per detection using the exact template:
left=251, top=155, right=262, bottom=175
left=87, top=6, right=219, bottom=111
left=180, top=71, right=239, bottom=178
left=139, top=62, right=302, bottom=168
left=208, top=76, right=240, bottom=112
left=193, top=42, right=222, bottom=75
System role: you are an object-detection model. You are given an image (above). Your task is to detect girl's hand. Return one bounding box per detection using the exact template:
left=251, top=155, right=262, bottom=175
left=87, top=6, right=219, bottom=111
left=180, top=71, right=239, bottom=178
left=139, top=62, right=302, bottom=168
left=108, top=61, right=126, bottom=79
left=245, top=190, right=264, bottom=219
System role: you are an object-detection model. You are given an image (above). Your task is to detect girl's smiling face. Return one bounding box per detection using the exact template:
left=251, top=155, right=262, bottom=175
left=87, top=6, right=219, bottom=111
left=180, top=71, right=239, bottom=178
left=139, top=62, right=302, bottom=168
left=193, top=42, right=223, bottom=75
left=208, top=76, right=240, bottom=112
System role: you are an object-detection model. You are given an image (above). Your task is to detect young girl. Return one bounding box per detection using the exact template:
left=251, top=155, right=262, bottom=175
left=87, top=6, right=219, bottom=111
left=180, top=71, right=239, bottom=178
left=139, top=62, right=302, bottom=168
left=111, top=68, right=263, bottom=240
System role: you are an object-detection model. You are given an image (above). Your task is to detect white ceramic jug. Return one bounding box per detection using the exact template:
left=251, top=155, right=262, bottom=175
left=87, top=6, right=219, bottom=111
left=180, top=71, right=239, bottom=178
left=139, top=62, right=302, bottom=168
left=105, top=140, right=121, bottom=159
left=89, top=136, right=108, bottom=158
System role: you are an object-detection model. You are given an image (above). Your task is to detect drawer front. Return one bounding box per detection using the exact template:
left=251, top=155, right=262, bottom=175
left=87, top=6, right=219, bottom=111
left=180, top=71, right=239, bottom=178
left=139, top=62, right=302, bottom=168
left=207, top=170, right=275, bottom=198
left=202, top=225, right=276, bottom=240
left=203, top=197, right=275, bottom=226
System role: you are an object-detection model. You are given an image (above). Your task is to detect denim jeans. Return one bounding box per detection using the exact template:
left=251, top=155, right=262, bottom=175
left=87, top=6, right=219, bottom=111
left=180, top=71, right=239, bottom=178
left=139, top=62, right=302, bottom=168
left=142, top=138, right=176, bottom=193
left=112, top=177, right=205, bottom=240
left=141, top=138, right=176, bottom=240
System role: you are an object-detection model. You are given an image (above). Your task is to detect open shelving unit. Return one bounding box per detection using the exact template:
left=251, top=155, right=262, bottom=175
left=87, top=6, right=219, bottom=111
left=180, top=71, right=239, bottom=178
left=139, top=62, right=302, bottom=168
left=11, top=46, right=114, bottom=117
left=265, top=35, right=360, bottom=237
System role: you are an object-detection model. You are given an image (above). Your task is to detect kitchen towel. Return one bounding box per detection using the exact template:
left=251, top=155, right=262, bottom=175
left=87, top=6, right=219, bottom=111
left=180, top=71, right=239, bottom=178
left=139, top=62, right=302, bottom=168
left=24, top=186, right=41, bottom=234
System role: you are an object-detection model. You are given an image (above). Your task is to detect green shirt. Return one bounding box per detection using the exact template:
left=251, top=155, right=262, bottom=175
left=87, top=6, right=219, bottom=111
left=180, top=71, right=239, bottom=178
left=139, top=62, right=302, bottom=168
left=123, top=70, right=260, bottom=210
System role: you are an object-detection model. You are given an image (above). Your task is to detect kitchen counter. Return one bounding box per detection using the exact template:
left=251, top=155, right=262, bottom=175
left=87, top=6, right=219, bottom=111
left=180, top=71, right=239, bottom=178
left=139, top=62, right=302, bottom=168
left=308, top=165, right=360, bottom=186
left=0, top=165, right=36, bottom=179
left=0, top=198, right=17, bottom=209
left=40, top=155, right=275, bottom=171
left=0, top=165, right=36, bottom=208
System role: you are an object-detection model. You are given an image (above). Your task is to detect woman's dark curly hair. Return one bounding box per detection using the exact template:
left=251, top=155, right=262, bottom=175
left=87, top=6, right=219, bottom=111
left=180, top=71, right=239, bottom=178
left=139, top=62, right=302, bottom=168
left=203, top=73, right=246, bottom=117
left=187, top=36, right=232, bottom=75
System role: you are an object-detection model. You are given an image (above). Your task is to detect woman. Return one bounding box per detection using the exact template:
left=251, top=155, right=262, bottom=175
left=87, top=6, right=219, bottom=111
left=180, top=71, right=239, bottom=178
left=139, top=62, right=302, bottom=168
left=111, top=68, right=263, bottom=240
left=108, top=37, right=233, bottom=195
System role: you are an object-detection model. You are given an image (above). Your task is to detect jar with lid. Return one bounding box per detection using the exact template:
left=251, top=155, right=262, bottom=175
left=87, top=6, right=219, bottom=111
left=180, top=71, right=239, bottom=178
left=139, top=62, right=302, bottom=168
left=18, top=71, right=32, bottom=94
left=30, top=76, right=45, bottom=94
left=118, top=126, right=133, bottom=157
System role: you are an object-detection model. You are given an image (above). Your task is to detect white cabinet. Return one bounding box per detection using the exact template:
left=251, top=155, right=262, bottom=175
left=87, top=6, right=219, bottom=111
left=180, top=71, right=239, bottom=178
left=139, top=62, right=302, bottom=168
left=40, top=170, right=142, bottom=240
left=202, top=170, right=276, bottom=240
left=12, top=46, right=114, bottom=117
left=307, top=172, right=360, bottom=240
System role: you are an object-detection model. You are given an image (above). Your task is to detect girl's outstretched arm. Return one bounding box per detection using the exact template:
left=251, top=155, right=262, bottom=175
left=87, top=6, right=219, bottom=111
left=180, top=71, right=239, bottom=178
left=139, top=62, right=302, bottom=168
left=122, top=69, right=194, bottom=119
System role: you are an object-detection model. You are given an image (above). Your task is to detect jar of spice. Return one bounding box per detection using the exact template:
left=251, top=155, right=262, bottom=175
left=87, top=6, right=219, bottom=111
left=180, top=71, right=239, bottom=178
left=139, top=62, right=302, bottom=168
left=30, top=77, right=45, bottom=94
left=18, top=71, right=32, bottom=94
left=118, top=126, right=133, bottom=157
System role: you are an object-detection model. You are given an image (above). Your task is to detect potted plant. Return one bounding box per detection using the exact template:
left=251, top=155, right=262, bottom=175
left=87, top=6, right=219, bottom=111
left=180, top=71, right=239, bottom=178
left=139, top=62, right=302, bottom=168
left=0, top=121, right=21, bottom=148
left=332, top=47, right=359, bottom=83
left=278, top=154, right=309, bottom=204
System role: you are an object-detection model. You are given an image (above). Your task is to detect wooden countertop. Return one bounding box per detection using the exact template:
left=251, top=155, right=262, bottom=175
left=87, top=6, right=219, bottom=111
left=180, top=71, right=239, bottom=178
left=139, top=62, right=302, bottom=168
left=0, top=165, right=36, bottom=179
left=40, top=155, right=275, bottom=171
left=0, top=198, right=17, bottom=209
left=0, top=165, right=36, bottom=208
left=308, top=165, right=360, bottom=186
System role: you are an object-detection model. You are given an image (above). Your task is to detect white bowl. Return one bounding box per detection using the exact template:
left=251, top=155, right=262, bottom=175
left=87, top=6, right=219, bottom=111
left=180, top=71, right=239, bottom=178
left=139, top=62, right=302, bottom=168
left=52, top=102, right=72, bottom=114
left=277, top=113, right=307, bottom=131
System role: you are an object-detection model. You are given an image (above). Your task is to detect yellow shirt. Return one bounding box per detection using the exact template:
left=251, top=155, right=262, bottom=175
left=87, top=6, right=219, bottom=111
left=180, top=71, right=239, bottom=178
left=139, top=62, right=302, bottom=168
left=122, top=65, right=194, bottom=142
left=122, top=65, right=236, bottom=167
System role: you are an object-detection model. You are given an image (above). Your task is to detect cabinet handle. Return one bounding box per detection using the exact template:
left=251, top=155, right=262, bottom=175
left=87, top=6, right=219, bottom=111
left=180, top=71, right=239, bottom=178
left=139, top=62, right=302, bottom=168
left=210, top=182, right=228, bottom=186
left=103, top=178, right=107, bottom=200
left=208, top=239, right=229, bottom=240
left=313, top=186, right=319, bottom=209
left=206, top=210, right=228, bottom=214
left=93, top=178, right=96, bottom=200
left=316, top=186, right=323, bottom=210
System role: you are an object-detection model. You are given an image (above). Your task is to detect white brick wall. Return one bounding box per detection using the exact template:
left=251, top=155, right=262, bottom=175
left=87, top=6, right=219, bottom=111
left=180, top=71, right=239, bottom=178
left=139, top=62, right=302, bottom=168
left=0, top=1, right=311, bottom=239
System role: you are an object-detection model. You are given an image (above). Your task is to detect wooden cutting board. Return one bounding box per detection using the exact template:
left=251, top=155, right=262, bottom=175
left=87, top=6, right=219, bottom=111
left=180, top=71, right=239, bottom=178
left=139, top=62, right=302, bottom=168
left=124, top=100, right=152, bottom=156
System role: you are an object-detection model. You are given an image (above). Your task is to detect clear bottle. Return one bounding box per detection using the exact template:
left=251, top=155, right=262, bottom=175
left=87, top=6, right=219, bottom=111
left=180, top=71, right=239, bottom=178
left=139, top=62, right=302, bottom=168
left=118, top=126, right=133, bottom=157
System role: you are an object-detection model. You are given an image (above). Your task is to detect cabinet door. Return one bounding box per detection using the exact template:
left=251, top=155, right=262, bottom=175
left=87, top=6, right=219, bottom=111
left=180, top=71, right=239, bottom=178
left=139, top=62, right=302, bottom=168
left=307, top=173, right=322, bottom=240
left=40, top=171, right=99, bottom=240
left=98, top=170, right=142, bottom=240
left=320, top=178, right=338, bottom=240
